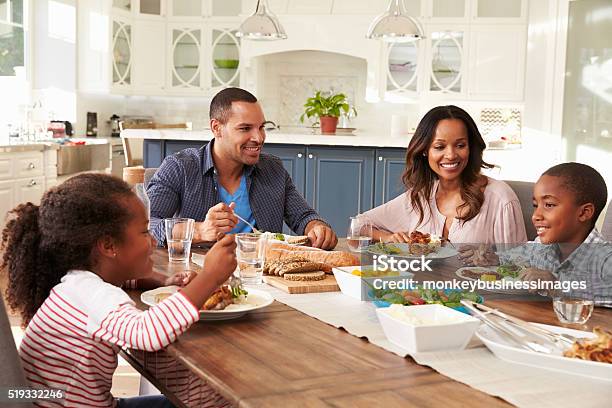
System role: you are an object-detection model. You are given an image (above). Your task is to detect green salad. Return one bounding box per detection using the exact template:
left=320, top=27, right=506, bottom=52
left=370, top=241, right=402, bottom=255
left=372, top=287, right=481, bottom=308
left=496, top=263, right=523, bottom=278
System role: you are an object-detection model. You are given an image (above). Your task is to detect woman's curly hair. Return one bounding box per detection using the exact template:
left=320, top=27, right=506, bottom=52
left=1, top=173, right=135, bottom=326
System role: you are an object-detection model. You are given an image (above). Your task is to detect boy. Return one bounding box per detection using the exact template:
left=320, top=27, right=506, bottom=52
left=459, top=162, right=611, bottom=304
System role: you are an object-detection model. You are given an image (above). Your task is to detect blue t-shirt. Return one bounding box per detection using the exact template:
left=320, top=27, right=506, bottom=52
left=218, top=174, right=256, bottom=234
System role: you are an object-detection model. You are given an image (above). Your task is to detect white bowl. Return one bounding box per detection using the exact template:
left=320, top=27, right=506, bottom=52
left=376, top=304, right=481, bottom=353
left=332, top=265, right=413, bottom=301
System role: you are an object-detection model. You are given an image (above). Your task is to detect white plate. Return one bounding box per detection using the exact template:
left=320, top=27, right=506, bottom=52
left=476, top=323, right=612, bottom=382
left=332, top=265, right=414, bottom=301
left=141, top=286, right=274, bottom=321
left=455, top=267, right=528, bottom=294
left=367, top=243, right=458, bottom=260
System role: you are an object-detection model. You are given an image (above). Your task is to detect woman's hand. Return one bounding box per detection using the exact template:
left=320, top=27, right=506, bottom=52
left=164, top=271, right=197, bottom=287
left=385, top=232, right=411, bottom=243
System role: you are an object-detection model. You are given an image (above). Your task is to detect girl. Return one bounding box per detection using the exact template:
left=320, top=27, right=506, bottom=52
left=2, top=173, right=236, bottom=407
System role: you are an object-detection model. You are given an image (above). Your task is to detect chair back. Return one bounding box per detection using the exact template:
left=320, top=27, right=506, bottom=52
left=505, top=180, right=536, bottom=241
left=0, top=300, right=32, bottom=407
left=144, top=167, right=158, bottom=189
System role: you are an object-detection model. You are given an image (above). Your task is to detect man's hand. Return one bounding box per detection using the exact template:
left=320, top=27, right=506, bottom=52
left=194, top=202, right=238, bottom=242
left=164, top=271, right=197, bottom=287
left=305, top=220, right=337, bottom=250
left=519, top=267, right=555, bottom=295
left=457, top=244, right=499, bottom=266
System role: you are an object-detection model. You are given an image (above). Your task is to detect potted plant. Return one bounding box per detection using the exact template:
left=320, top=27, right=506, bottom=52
left=299, top=91, right=357, bottom=134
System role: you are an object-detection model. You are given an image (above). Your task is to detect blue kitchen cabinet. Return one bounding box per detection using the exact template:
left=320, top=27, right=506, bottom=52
left=165, top=140, right=207, bottom=157
left=305, top=147, right=375, bottom=235
left=143, top=140, right=163, bottom=168
left=374, top=148, right=406, bottom=207
left=262, top=145, right=306, bottom=196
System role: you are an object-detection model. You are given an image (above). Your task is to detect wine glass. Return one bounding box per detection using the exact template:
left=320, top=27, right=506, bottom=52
left=346, top=217, right=373, bottom=253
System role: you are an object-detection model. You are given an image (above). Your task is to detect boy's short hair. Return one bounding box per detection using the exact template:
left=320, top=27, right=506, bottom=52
left=543, top=162, right=608, bottom=225
left=209, top=87, right=258, bottom=124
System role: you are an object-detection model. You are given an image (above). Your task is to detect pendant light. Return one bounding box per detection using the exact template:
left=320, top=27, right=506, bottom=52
left=366, top=0, right=424, bottom=43
left=236, top=0, right=287, bottom=41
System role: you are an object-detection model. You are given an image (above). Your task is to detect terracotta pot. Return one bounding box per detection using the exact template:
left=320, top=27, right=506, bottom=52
left=319, top=116, right=339, bottom=134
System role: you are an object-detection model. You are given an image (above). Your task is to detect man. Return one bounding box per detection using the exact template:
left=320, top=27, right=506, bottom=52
left=147, top=87, right=338, bottom=249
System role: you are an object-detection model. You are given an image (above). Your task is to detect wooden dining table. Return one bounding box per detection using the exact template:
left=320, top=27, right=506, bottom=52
left=124, top=240, right=612, bottom=408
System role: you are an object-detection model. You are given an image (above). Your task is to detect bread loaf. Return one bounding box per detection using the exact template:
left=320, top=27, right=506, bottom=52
left=264, top=242, right=359, bottom=273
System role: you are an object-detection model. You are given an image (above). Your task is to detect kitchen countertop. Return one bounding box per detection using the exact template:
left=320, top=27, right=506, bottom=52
left=0, top=138, right=110, bottom=154
left=121, top=128, right=413, bottom=148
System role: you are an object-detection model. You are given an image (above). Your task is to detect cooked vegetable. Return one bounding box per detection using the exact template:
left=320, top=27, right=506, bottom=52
left=496, top=263, right=522, bottom=278
left=370, top=242, right=402, bottom=255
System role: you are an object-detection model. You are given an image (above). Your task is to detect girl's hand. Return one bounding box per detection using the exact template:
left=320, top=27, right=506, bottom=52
left=164, top=271, right=197, bottom=287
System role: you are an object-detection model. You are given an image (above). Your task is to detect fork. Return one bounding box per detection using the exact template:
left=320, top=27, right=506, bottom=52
left=233, top=212, right=261, bottom=234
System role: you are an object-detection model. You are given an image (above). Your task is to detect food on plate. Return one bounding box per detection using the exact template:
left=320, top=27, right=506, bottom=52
left=264, top=242, right=359, bottom=274
left=370, top=241, right=402, bottom=255
left=406, top=231, right=441, bottom=256
left=496, top=263, right=523, bottom=279
left=372, top=287, right=481, bottom=308
left=262, top=232, right=310, bottom=246
left=459, top=267, right=503, bottom=281
left=264, top=256, right=331, bottom=276
left=283, top=271, right=326, bottom=281
left=563, top=327, right=612, bottom=364
left=203, top=284, right=249, bottom=310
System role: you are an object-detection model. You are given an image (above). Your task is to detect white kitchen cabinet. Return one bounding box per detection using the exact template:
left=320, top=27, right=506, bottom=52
left=14, top=153, right=44, bottom=179
left=209, top=24, right=241, bottom=90
left=425, top=26, right=468, bottom=97
left=167, top=24, right=204, bottom=91
left=111, top=15, right=133, bottom=90
left=0, top=180, right=15, bottom=226
left=78, top=0, right=111, bottom=93
left=132, top=19, right=167, bottom=93
left=467, top=25, right=526, bottom=101
left=138, top=0, right=164, bottom=18
left=383, top=40, right=424, bottom=102
left=15, top=177, right=46, bottom=206
left=471, top=0, right=527, bottom=23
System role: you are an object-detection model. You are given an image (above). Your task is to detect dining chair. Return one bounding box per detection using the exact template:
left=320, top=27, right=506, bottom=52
left=0, top=300, right=33, bottom=407
left=601, top=199, right=612, bottom=241
left=504, top=180, right=537, bottom=241
left=144, top=167, right=158, bottom=189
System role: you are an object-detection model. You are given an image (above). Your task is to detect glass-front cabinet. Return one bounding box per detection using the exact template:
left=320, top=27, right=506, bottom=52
left=112, top=0, right=132, bottom=13
left=384, top=41, right=421, bottom=100
left=112, top=18, right=132, bottom=88
left=210, top=27, right=240, bottom=89
left=169, top=26, right=203, bottom=90
left=427, top=28, right=466, bottom=95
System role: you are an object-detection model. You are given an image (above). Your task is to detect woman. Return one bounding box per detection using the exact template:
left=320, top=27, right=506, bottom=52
left=2, top=173, right=235, bottom=407
left=361, top=105, right=527, bottom=244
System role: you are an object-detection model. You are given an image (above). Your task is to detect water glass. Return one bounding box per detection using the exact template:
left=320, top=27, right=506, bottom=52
left=552, top=273, right=594, bottom=325
left=164, top=218, right=195, bottom=263
left=235, top=233, right=266, bottom=285
left=346, top=216, right=373, bottom=252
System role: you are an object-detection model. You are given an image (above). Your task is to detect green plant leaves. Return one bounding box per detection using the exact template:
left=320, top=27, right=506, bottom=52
left=299, top=90, right=357, bottom=123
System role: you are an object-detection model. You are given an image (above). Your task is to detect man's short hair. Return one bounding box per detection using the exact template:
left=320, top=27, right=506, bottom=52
left=209, top=87, right=258, bottom=124
left=543, top=162, right=608, bottom=223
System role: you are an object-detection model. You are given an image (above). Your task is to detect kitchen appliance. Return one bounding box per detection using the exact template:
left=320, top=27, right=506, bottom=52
left=110, top=114, right=122, bottom=137
left=86, top=112, right=98, bottom=137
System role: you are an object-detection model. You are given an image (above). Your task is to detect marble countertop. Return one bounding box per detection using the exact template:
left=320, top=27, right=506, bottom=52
left=121, top=128, right=413, bottom=148
left=0, top=138, right=110, bottom=153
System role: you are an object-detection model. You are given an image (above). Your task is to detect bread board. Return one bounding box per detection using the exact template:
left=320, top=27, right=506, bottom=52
left=263, top=274, right=340, bottom=294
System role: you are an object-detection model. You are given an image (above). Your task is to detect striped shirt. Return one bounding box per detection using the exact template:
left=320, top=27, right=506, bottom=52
left=19, top=270, right=199, bottom=407
left=147, top=139, right=326, bottom=244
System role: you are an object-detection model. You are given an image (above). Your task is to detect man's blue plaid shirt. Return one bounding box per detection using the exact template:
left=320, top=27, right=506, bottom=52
left=147, top=140, right=326, bottom=244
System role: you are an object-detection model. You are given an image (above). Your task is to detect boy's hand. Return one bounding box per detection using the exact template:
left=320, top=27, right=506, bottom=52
left=203, top=234, right=238, bottom=286
left=164, top=271, right=197, bottom=287
left=458, top=244, right=499, bottom=266
left=519, top=267, right=555, bottom=294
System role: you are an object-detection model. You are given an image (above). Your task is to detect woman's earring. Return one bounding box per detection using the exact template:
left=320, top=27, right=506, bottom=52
left=113, top=252, right=117, bottom=258
left=422, top=152, right=427, bottom=157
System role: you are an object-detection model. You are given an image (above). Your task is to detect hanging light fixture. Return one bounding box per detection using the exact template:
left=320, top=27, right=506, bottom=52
left=366, top=0, right=424, bottom=43
left=236, top=0, right=287, bottom=41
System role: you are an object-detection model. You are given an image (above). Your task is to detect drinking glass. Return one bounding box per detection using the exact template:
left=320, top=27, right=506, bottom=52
left=346, top=216, right=373, bottom=252
left=235, top=233, right=266, bottom=285
left=552, top=272, right=594, bottom=325
left=164, top=218, right=195, bottom=263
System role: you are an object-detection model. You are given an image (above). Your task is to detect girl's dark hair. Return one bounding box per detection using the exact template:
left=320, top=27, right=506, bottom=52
left=401, top=105, right=494, bottom=227
left=1, top=173, right=135, bottom=326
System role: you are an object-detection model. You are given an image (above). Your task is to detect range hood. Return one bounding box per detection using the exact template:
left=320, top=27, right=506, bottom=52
left=240, top=15, right=384, bottom=102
